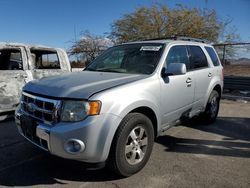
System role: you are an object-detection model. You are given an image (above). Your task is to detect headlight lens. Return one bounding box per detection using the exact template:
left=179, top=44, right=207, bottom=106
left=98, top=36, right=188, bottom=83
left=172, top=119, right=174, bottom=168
left=61, top=100, right=101, bottom=122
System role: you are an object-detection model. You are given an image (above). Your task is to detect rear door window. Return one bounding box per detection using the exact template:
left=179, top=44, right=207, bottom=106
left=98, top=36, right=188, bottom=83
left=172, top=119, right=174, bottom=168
left=188, top=46, right=208, bottom=70
left=205, top=47, right=220, bottom=66
left=166, top=45, right=190, bottom=71
left=30, top=49, right=60, bottom=69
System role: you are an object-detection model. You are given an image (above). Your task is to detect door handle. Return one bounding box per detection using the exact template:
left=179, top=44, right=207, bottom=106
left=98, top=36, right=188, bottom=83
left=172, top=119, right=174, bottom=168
left=11, top=74, right=28, bottom=79
left=186, top=77, right=192, bottom=87
left=208, top=72, right=212, bottom=77
left=186, top=77, right=192, bottom=83
left=12, top=74, right=20, bottom=79
left=21, top=74, right=28, bottom=79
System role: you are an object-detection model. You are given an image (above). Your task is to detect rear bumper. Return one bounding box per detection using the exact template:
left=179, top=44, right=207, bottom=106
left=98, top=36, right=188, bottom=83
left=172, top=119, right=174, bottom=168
left=15, top=107, right=122, bottom=163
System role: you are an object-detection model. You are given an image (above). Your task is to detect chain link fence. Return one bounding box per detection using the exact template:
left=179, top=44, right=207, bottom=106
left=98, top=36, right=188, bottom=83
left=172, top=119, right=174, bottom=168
left=213, top=43, right=250, bottom=77
left=214, top=43, right=250, bottom=96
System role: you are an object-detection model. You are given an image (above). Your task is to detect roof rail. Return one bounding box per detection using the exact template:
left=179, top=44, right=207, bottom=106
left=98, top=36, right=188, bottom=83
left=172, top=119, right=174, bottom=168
left=168, top=36, right=210, bottom=43
left=143, top=36, right=210, bottom=43
left=142, top=37, right=168, bottom=41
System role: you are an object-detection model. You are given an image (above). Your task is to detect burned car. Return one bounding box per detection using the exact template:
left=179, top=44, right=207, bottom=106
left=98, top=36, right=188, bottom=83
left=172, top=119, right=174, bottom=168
left=0, top=43, right=72, bottom=119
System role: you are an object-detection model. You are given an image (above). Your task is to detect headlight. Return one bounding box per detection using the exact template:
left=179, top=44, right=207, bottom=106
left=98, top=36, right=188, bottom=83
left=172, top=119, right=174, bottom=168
left=61, top=100, right=101, bottom=122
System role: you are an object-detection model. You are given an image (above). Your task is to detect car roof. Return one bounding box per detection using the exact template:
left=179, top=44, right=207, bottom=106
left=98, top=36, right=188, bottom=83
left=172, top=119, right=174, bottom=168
left=0, top=42, right=57, bottom=50
left=122, top=39, right=213, bottom=48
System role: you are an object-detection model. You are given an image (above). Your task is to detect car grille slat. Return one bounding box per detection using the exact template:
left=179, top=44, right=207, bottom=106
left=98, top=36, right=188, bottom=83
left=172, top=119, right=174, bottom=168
left=21, top=92, right=61, bottom=125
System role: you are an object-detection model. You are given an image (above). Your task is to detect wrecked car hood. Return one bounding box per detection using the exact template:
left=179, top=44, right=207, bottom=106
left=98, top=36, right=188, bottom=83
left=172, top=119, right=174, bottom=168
left=23, top=71, right=148, bottom=99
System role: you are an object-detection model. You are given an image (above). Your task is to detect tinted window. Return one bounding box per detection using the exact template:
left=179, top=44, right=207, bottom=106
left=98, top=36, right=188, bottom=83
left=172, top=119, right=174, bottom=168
left=30, top=49, right=60, bottom=69
left=205, top=47, right=220, bottom=66
left=166, top=45, right=190, bottom=70
left=0, top=49, right=23, bottom=70
left=188, top=46, right=208, bottom=70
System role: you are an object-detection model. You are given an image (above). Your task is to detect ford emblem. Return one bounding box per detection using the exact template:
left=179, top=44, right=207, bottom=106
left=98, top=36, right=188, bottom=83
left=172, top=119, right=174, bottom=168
left=27, top=103, right=36, bottom=113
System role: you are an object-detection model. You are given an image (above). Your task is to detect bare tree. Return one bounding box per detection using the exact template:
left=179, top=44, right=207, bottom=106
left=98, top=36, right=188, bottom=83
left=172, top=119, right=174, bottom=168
left=69, top=31, right=113, bottom=66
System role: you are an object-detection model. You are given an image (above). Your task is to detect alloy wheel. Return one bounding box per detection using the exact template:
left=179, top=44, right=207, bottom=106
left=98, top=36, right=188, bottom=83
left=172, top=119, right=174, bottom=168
left=125, top=126, right=148, bottom=165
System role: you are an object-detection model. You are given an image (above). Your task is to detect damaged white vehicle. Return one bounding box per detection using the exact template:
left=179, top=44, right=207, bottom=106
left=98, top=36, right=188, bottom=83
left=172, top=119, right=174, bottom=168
left=0, top=43, right=72, bottom=119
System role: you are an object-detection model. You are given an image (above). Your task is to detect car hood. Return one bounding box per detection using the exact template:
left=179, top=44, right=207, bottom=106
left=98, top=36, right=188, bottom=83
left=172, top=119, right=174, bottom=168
left=23, top=71, right=148, bottom=99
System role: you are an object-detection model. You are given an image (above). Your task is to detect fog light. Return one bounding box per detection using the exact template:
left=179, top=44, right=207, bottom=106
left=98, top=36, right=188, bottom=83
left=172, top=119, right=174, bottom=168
left=64, top=139, right=85, bottom=154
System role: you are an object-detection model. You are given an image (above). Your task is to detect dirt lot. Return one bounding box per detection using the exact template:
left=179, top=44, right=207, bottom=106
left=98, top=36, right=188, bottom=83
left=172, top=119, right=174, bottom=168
left=0, top=100, right=249, bottom=188
left=224, top=64, right=250, bottom=77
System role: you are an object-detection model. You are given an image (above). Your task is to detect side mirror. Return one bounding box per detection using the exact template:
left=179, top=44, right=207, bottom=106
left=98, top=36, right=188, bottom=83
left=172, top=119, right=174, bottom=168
left=162, top=63, right=187, bottom=77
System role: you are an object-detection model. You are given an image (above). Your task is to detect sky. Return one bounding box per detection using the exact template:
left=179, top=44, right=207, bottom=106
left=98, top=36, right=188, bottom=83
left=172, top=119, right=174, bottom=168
left=0, top=0, right=249, bottom=51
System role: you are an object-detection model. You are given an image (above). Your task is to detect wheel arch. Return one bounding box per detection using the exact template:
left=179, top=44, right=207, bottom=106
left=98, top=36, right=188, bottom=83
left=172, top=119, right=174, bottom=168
left=205, top=81, right=223, bottom=107
left=213, top=84, right=222, bottom=98
left=130, top=106, right=158, bottom=139
left=109, top=104, right=160, bottom=157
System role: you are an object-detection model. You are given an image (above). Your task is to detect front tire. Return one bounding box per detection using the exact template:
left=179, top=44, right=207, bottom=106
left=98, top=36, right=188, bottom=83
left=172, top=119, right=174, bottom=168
left=108, top=113, right=154, bottom=177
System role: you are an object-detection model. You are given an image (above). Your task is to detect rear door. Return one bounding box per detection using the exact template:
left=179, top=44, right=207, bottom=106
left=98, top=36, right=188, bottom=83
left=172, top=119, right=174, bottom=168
left=160, top=45, right=195, bottom=125
left=0, top=47, right=28, bottom=112
left=29, top=48, right=70, bottom=79
left=187, top=45, right=212, bottom=110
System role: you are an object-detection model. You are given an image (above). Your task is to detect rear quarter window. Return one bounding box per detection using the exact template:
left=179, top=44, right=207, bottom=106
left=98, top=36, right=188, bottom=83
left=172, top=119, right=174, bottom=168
left=205, top=47, right=220, bottom=66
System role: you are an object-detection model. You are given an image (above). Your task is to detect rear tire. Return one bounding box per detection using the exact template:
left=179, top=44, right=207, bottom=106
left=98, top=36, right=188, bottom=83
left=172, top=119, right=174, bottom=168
left=108, top=113, right=154, bottom=177
left=200, top=90, right=220, bottom=124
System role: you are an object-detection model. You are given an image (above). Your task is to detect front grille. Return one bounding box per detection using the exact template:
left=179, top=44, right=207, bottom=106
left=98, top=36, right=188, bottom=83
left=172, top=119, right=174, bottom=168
left=21, top=92, right=61, bottom=125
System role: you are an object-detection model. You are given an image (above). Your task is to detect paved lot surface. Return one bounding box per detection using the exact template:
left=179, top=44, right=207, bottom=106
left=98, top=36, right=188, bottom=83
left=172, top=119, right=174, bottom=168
left=0, top=100, right=249, bottom=188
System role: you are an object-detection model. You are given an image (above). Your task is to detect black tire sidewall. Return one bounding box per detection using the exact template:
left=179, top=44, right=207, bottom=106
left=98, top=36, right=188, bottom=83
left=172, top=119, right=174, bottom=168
left=204, top=90, right=220, bottom=122
left=113, top=113, right=154, bottom=176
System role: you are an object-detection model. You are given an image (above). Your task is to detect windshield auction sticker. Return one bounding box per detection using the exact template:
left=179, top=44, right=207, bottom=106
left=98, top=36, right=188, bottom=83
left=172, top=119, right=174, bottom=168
left=140, top=46, right=162, bottom=51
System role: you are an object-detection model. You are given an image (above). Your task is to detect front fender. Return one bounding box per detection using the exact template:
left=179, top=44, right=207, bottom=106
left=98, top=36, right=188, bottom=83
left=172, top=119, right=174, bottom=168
left=90, top=78, right=162, bottom=133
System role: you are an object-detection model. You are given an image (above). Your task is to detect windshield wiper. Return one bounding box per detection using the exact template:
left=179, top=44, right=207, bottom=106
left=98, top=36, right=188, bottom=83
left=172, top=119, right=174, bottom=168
left=84, top=67, right=97, bottom=71
left=97, top=69, right=123, bottom=73
left=84, top=67, right=123, bottom=73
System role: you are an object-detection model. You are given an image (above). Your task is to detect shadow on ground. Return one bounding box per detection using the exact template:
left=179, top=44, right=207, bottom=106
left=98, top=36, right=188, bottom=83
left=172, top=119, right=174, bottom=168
left=156, top=117, right=250, bottom=158
left=0, top=116, right=249, bottom=186
left=0, top=153, right=122, bottom=186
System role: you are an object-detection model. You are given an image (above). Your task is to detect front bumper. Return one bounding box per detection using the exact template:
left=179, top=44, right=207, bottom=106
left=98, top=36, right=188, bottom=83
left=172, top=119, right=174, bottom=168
left=15, top=107, right=122, bottom=163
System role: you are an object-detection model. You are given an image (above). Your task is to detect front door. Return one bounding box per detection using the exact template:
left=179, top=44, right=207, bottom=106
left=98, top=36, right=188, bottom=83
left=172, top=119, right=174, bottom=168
left=160, top=45, right=195, bottom=126
left=0, top=47, right=28, bottom=112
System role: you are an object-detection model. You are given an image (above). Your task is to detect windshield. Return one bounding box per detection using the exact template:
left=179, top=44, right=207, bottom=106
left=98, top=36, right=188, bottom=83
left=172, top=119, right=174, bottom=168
left=85, top=43, right=164, bottom=74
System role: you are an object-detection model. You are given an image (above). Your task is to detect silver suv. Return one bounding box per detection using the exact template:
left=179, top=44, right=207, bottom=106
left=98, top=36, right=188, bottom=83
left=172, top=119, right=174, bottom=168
left=15, top=37, right=223, bottom=176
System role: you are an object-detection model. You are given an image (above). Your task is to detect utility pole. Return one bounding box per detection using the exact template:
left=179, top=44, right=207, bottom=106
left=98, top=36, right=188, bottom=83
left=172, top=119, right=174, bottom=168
left=74, top=24, right=79, bottom=62
left=222, top=44, right=226, bottom=66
